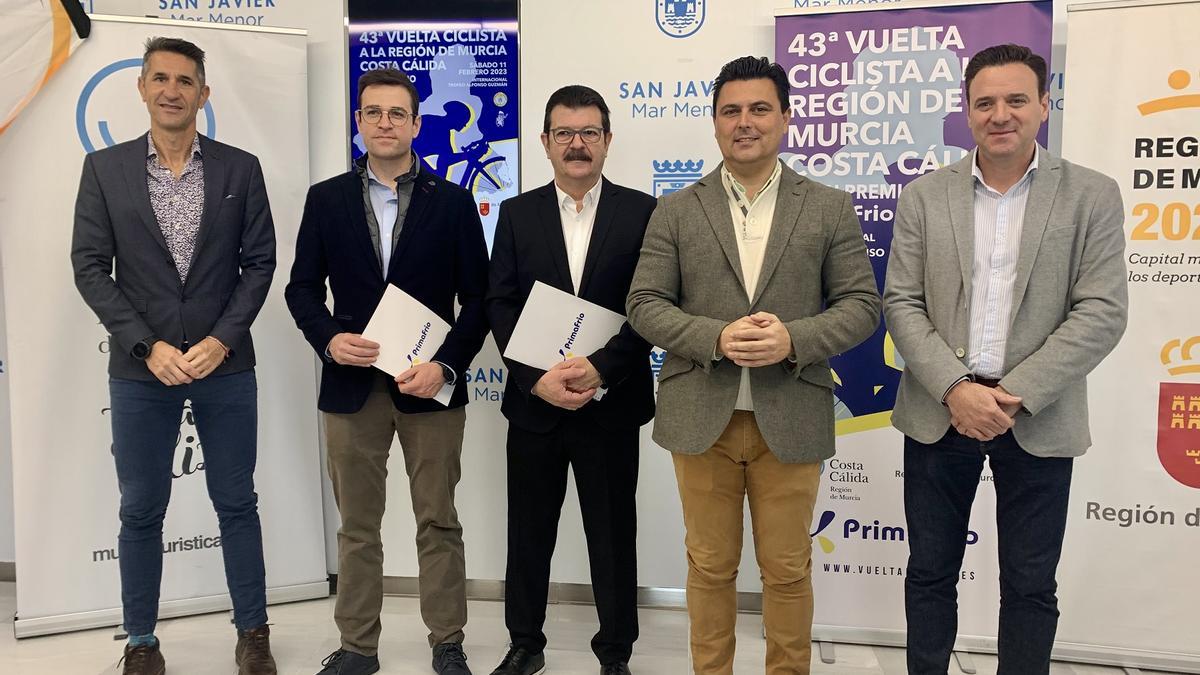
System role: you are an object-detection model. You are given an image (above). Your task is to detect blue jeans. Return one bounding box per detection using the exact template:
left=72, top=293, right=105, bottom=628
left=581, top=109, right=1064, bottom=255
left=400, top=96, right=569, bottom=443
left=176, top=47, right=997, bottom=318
left=108, top=370, right=267, bottom=635
left=904, top=429, right=1073, bottom=675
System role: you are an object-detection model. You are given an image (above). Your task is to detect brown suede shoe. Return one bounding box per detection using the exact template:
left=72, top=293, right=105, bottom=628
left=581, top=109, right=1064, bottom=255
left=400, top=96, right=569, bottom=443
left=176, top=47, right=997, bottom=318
left=120, top=642, right=165, bottom=675
left=235, top=624, right=278, bottom=675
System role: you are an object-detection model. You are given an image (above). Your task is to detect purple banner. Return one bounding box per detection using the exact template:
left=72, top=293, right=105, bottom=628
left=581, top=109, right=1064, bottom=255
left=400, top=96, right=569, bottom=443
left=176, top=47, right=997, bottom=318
left=776, top=1, right=1052, bottom=432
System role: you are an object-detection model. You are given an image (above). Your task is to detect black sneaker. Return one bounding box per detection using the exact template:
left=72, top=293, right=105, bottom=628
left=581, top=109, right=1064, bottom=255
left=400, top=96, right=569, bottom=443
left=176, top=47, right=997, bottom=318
left=433, top=642, right=473, bottom=674
left=601, top=663, right=632, bottom=675
left=315, top=648, right=380, bottom=675
left=488, top=646, right=545, bottom=675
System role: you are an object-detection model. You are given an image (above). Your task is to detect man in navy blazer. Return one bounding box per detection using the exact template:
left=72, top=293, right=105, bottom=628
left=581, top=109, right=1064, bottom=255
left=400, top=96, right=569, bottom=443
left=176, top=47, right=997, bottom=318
left=71, top=37, right=277, bottom=675
left=484, top=85, right=655, bottom=675
left=285, top=68, right=489, bottom=675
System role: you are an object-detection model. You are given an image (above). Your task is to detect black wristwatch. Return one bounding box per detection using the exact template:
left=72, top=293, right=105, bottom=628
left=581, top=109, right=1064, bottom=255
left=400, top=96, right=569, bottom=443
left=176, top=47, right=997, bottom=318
left=439, top=363, right=454, bottom=383
left=131, top=338, right=156, bottom=360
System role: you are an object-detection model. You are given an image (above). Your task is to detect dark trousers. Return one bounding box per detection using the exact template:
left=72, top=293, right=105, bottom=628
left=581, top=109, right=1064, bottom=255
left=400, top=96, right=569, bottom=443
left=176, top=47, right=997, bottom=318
left=505, top=415, right=640, bottom=665
left=904, top=429, right=1073, bottom=675
left=108, top=370, right=267, bottom=635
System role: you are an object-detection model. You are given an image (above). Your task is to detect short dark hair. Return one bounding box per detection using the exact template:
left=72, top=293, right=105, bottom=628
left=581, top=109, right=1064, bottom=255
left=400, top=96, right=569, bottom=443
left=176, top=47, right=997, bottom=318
left=712, top=56, right=789, bottom=117
left=356, top=68, right=420, bottom=116
left=964, top=44, right=1048, bottom=102
left=142, top=37, right=205, bottom=85
left=542, top=85, right=611, bottom=133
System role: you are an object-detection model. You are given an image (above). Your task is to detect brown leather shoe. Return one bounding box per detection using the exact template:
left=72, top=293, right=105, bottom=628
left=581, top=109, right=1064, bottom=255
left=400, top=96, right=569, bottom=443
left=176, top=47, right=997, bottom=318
left=235, top=624, right=278, bottom=675
left=120, top=642, right=165, bottom=675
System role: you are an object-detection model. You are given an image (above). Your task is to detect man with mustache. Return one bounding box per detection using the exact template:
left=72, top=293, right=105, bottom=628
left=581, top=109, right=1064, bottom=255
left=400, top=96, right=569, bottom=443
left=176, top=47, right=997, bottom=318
left=485, top=85, right=656, bottom=675
left=71, top=37, right=278, bottom=675
left=884, top=44, right=1127, bottom=674
left=286, top=67, right=489, bottom=675
left=627, top=56, right=880, bottom=674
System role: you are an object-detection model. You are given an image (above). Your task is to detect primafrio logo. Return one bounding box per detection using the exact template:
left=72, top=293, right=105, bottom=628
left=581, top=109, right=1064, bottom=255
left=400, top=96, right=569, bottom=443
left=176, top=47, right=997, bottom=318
left=652, top=159, right=704, bottom=197
left=655, top=0, right=705, bottom=39
left=558, top=313, right=586, bottom=360
left=76, top=58, right=216, bottom=153
left=810, top=509, right=978, bottom=554
left=1157, top=337, right=1200, bottom=489
left=1138, top=67, right=1200, bottom=116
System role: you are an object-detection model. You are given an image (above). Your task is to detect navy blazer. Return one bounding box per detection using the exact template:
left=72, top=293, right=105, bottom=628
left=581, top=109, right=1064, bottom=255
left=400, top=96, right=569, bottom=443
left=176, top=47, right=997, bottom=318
left=71, top=133, right=276, bottom=380
left=486, top=178, right=657, bottom=433
left=285, top=162, right=490, bottom=414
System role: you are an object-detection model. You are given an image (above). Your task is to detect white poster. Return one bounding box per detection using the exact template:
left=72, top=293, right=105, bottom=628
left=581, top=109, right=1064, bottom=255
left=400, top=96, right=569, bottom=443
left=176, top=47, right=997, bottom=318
left=1059, top=1, right=1200, bottom=671
left=0, top=16, right=327, bottom=637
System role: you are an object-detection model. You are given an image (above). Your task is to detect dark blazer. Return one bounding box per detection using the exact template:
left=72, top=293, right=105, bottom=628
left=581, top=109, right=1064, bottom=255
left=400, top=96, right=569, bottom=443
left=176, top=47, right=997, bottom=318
left=487, top=178, right=657, bottom=434
left=285, top=162, right=490, bottom=414
left=71, top=133, right=276, bottom=380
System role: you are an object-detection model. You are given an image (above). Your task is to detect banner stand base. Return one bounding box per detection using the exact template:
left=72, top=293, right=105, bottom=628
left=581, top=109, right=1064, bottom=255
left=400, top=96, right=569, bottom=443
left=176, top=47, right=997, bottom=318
left=954, top=651, right=978, bottom=674
left=13, top=581, right=328, bottom=639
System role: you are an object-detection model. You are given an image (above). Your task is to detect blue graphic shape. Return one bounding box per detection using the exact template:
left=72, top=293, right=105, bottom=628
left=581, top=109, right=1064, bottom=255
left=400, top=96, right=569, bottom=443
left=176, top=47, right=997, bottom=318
left=77, top=58, right=216, bottom=153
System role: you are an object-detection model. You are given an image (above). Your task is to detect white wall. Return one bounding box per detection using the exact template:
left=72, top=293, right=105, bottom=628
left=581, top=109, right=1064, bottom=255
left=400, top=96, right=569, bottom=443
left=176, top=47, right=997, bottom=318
left=0, top=0, right=1110, bottom=578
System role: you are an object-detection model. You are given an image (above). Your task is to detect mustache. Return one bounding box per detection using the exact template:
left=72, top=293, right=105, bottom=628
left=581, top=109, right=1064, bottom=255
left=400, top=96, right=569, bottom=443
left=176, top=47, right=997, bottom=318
left=564, top=150, right=591, bottom=162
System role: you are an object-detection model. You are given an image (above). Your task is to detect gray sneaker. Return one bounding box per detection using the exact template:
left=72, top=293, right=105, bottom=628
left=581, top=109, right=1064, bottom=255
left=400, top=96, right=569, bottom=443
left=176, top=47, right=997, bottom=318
left=433, top=642, right=473, bottom=674
left=315, top=648, right=380, bottom=675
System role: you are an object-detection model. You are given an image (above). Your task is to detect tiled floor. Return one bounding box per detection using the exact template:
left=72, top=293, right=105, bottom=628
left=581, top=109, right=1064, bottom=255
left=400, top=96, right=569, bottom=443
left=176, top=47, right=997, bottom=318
left=0, top=582, right=1148, bottom=674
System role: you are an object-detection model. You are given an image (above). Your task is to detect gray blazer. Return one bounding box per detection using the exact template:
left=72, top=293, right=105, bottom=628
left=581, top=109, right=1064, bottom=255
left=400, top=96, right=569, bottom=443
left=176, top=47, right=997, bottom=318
left=627, top=164, right=880, bottom=463
left=71, top=134, right=276, bottom=379
left=883, top=148, right=1128, bottom=458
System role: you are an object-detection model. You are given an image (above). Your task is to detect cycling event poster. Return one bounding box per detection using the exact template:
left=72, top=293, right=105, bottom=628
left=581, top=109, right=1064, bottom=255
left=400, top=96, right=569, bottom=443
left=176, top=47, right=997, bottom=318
left=348, top=4, right=518, bottom=251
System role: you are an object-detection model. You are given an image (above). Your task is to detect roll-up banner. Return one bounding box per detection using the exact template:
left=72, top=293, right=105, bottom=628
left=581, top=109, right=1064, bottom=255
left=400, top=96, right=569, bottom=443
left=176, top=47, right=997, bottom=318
left=0, top=16, right=328, bottom=637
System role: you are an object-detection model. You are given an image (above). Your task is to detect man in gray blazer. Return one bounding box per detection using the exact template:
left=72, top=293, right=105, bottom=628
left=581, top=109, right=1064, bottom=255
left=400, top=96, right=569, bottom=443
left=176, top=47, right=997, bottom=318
left=627, top=56, right=879, bottom=675
left=71, top=37, right=277, bottom=675
left=883, top=45, right=1128, bottom=674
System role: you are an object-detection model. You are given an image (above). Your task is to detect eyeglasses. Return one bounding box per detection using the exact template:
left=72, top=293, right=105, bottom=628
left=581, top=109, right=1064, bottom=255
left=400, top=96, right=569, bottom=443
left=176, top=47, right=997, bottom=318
left=358, top=107, right=412, bottom=126
left=548, top=127, right=605, bottom=144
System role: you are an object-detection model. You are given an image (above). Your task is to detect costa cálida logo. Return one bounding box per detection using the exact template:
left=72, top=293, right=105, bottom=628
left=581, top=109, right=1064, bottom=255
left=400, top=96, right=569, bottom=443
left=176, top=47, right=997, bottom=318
left=1157, top=336, right=1200, bottom=489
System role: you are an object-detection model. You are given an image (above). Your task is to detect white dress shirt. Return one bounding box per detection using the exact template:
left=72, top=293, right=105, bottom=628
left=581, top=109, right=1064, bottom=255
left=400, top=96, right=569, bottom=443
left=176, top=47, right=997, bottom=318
left=554, top=178, right=603, bottom=295
left=967, top=148, right=1038, bottom=379
left=555, top=178, right=607, bottom=398
left=720, top=160, right=782, bottom=411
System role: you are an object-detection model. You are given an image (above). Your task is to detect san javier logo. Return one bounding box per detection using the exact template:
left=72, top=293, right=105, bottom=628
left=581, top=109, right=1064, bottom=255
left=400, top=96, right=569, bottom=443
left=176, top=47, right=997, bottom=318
left=655, top=0, right=705, bottom=39
left=652, top=159, right=704, bottom=197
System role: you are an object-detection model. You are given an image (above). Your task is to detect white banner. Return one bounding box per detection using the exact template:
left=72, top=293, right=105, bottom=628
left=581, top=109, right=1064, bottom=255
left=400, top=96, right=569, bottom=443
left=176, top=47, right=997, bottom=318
left=0, top=16, right=327, bottom=637
left=1059, top=1, right=1200, bottom=671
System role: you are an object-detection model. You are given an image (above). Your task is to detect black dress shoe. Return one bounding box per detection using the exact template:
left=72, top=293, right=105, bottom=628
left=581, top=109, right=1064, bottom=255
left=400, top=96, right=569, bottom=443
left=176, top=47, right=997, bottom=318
left=316, top=648, right=380, bottom=675
left=488, top=645, right=546, bottom=675
left=433, top=641, right=473, bottom=674
left=601, top=663, right=632, bottom=675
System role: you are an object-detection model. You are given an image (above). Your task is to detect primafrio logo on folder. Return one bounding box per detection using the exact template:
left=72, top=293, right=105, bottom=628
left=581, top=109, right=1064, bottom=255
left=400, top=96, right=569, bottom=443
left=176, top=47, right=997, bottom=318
left=363, top=284, right=454, bottom=406
left=504, top=281, right=625, bottom=371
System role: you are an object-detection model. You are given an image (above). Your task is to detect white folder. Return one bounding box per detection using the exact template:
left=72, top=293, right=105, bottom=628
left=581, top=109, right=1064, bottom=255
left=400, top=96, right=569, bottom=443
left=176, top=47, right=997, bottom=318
left=362, top=284, right=454, bottom=406
left=503, top=281, right=626, bottom=372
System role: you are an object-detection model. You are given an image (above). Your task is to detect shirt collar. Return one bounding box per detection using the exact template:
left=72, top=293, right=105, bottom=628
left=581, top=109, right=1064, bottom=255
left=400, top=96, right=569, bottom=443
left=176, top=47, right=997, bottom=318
left=971, top=146, right=1038, bottom=192
left=720, top=159, right=782, bottom=206
left=357, top=152, right=422, bottom=188
left=145, top=131, right=202, bottom=161
left=555, top=177, right=603, bottom=213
